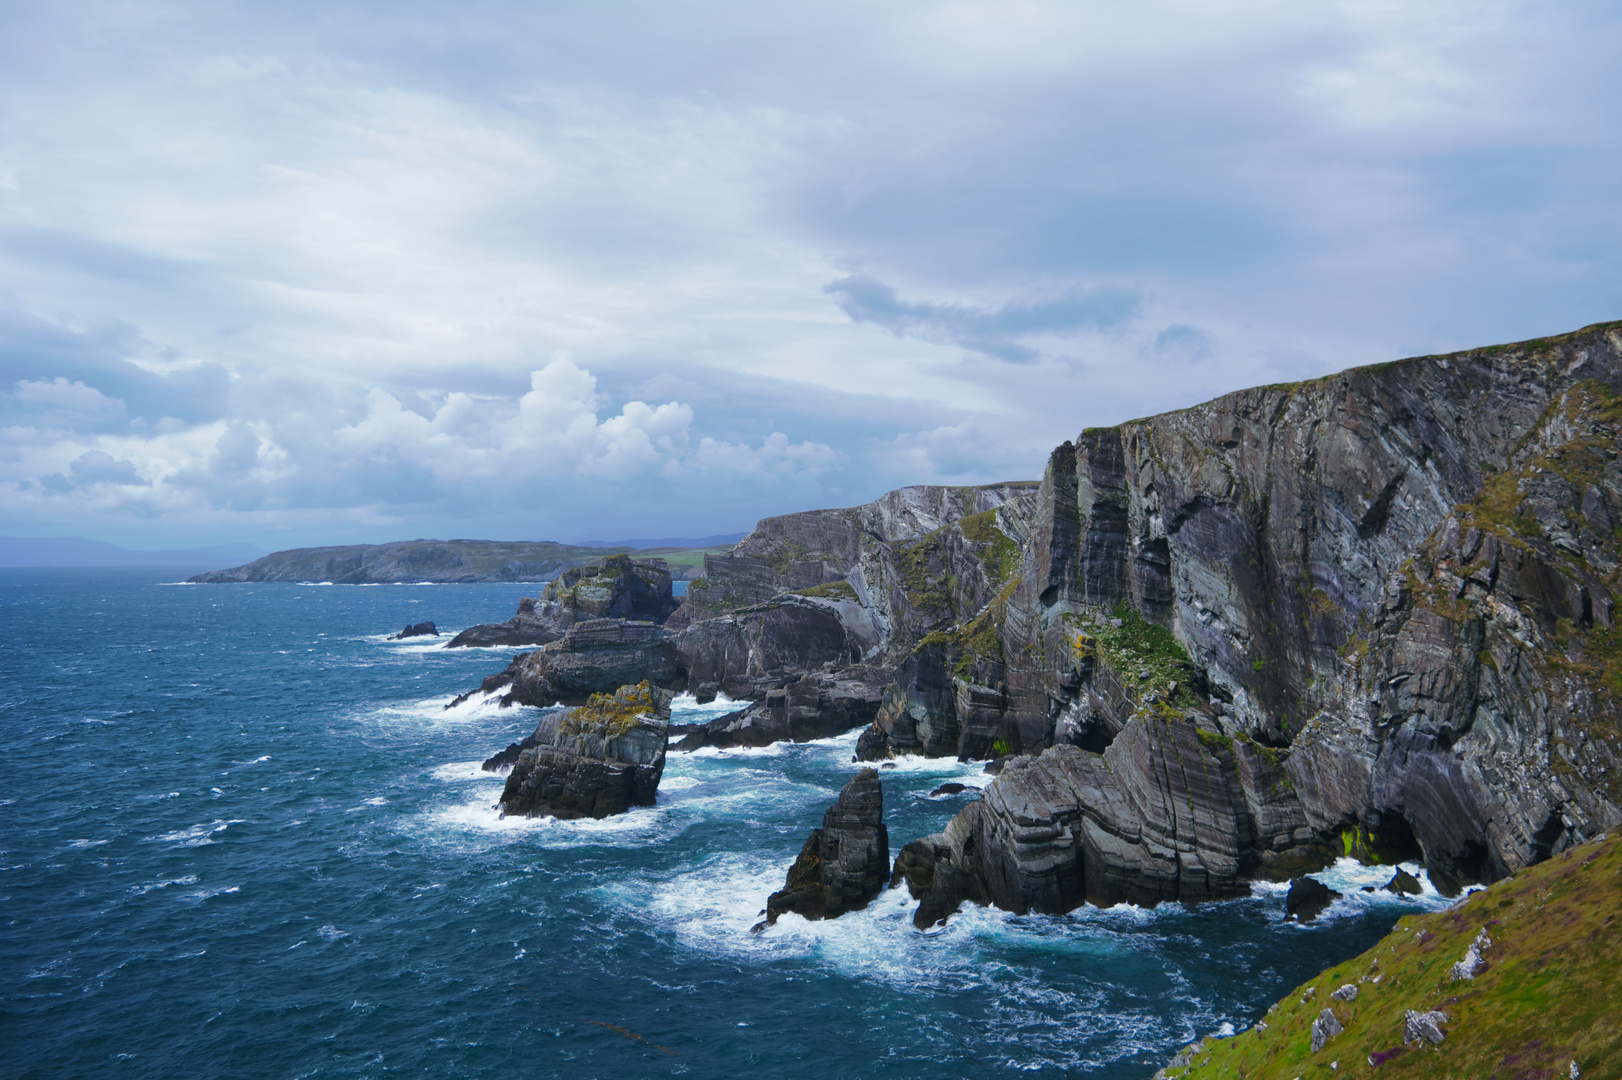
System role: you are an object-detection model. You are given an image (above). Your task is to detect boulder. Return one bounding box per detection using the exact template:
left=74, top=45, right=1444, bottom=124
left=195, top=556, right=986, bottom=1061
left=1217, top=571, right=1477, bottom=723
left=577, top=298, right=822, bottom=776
left=1449, top=927, right=1493, bottom=981
left=390, top=621, right=438, bottom=639
left=1403, top=1009, right=1448, bottom=1046
left=891, top=721, right=1336, bottom=927
left=1310, top=1008, right=1344, bottom=1053
left=754, top=769, right=890, bottom=928
left=1383, top=867, right=1424, bottom=895
left=497, top=682, right=672, bottom=819
left=1286, top=876, right=1341, bottom=922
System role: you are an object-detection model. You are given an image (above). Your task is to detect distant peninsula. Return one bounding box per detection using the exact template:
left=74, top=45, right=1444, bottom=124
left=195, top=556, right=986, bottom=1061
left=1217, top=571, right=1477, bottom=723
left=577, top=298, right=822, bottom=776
left=187, top=538, right=735, bottom=585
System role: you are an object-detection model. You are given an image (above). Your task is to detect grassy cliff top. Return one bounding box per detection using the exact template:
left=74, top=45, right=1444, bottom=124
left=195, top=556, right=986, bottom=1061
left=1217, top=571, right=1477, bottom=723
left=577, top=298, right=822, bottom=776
left=1159, top=832, right=1622, bottom=1079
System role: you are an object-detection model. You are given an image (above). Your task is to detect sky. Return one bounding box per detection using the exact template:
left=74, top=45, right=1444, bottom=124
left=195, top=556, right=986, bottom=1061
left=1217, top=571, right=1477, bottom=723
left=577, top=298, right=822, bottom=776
left=2, top=1, right=1619, bottom=549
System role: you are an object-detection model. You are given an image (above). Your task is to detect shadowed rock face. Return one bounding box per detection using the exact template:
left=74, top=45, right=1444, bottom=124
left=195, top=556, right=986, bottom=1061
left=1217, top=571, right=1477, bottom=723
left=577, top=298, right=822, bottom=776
left=497, top=682, right=672, bottom=819
left=758, top=769, right=890, bottom=928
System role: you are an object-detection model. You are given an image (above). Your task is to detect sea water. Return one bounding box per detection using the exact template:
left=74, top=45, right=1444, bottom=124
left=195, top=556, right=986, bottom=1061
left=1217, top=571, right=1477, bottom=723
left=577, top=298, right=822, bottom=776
left=0, top=568, right=1457, bottom=1079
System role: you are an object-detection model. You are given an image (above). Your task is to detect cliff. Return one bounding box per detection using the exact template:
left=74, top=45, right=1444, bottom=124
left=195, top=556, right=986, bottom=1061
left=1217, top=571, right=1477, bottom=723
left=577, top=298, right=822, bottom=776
left=874, top=319, right=1622, bottom=919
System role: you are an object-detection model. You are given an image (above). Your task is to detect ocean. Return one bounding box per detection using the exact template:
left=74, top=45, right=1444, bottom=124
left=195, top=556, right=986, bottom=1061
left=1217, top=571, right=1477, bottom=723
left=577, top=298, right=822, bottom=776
left=0, top=568, right=1456, bottom=1079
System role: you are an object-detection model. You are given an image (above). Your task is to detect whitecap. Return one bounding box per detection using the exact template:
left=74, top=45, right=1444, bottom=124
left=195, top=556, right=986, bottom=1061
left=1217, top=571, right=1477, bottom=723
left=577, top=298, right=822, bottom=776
left=68, top=838, right=110, bottom=849
left=431, top=761, right=493, bottom=782
left=151, top=819, right=244, bottom=846
left=131, top=874, right=198, bottom=894
left=178, top=885, right=240, bottom=903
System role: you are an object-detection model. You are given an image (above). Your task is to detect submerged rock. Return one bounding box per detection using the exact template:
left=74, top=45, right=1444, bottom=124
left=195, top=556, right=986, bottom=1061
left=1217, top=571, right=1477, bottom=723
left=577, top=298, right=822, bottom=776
left=497, top=682, right=672, bottom=819
left=390, top=621, right=438, bottom=639
left=754, top=769, right=890, bottom=929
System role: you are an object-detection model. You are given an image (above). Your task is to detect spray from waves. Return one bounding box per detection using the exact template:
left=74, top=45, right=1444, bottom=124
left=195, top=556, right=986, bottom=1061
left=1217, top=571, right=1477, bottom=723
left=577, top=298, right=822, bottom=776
left=1246, top=857, right=1457, bottom=926
left=602, top=856, right=1233, bottom=1072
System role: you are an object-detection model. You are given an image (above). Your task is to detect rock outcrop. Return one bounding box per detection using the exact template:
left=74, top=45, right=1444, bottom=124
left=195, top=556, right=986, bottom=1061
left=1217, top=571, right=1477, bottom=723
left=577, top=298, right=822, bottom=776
left=497, top=682, right=672, bottom=819
left=454, top=482, right=1038, bottom=733
left=671, top=676, right=881, bottom=751
left=389, top=621, right=437, bottom=639
left=458, top=619, right=685, bottom=709
left=880, top=320, right=1622, bottom=923
left=755, top=769, right=891, bottom=928
left=891, top=730, right=1333, bottom=925
left=446, top=556, right=680, bottom=648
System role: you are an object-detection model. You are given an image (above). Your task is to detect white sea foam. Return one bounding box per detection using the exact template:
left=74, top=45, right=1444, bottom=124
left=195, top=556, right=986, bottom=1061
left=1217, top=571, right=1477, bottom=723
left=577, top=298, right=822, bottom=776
left=132, top=874, right=199, bottom=894
left=178, top=884, right=241, bottom=903
left=151, top=819, right=243, bottom=846
left=667, top=692, right=744, bottom=723
left=68, top=838, right=110, bottom=849
left=431, top=761, right=492, bottom=782
left=1247, top=857, right=1453, bottom=925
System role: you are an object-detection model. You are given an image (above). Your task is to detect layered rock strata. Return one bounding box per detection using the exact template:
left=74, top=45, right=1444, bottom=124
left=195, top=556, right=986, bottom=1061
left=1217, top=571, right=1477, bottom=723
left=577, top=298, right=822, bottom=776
left=881, top=321, right=1622, bottom=921
left=454, top=482, right=1038, bottom=723
left=497, top=682, right=672, bottom=819
left=756, top=768, right=891, bottom=928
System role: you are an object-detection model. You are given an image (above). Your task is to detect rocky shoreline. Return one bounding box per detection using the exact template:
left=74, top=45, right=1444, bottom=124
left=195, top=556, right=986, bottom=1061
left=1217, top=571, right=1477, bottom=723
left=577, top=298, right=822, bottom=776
left=458, top=321, right=1622, bottom=946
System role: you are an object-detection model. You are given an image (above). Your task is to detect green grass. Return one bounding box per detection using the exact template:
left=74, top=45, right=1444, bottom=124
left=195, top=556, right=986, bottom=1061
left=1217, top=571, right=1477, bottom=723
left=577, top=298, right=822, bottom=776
left=1159, top=832, right=1622, bottom=1079
left=794, top=580, right=859, bottom=601
left=1069, top=603, right=1200, bottom=708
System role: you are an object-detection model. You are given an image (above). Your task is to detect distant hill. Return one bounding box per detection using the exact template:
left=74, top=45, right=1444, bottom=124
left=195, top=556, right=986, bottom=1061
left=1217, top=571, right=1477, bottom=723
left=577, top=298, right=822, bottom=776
left=0, top=536, right=267, bottom=569
left=187, top=538, right=738, bottom=584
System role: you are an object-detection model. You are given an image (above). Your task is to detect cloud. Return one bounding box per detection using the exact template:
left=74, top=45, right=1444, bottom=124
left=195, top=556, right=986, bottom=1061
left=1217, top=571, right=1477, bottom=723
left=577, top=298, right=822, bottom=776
left=40, top=449, right=150, bottom=492
left=823, top=274, right=1140, bottom=361
left=1152, top=324, right=1214, bottom=362
left=1, top=1, right=1619, bottom=547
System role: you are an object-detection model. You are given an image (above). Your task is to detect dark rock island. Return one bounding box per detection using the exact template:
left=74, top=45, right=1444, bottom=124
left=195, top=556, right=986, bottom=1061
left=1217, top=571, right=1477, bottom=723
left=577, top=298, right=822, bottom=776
left=495, top=681, right=672, bottom=819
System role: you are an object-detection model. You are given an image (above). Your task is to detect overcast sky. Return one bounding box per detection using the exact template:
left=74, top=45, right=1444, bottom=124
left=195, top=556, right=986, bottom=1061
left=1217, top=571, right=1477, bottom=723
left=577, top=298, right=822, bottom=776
left=2, top=1, right=1618, bottom=549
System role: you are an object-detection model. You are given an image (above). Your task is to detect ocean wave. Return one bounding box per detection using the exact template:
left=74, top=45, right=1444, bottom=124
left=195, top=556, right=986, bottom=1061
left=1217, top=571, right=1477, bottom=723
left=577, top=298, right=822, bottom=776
left=150, top=819, right=244, bottom=846
left=1248, top=857, right=1455, bottom=924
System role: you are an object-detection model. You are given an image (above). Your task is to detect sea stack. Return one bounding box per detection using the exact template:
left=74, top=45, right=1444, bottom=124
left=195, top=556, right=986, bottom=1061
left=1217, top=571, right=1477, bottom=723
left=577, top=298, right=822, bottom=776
left=755, top=768, right=890, bottom=929
left=497, top=681, right=672, bottom=819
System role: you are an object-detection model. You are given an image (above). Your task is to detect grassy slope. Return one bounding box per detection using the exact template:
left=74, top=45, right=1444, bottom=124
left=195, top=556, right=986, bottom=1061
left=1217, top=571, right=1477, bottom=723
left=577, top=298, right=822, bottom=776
left=1160, top=833, right=1622, bottom=1079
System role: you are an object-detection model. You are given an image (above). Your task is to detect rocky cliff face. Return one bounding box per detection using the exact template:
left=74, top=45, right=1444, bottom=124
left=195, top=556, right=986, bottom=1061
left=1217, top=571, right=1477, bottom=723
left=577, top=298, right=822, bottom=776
left=497, top=682, right=672, bottom=819
left=876, top=320, right=1622, bottom=920
left=454, top=482, right=1037, bottom=726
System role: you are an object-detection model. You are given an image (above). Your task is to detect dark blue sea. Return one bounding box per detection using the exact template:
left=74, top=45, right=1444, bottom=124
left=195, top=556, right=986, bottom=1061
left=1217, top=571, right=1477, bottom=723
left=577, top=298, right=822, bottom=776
left=1, top=568, right=1453, bottom=1079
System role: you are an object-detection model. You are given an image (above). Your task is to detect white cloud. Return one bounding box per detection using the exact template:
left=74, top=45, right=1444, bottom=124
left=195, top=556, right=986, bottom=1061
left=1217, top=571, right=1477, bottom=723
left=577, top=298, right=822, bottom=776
left=0, top=0, right=1616, bottom=547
